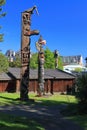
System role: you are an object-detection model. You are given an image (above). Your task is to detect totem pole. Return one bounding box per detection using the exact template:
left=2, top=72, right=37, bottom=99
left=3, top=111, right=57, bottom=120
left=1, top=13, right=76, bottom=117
left=36, top=35, right=46, bottom=96
left=20, top=6, right=39, bottom=100
left=54, top=50, right=59, bottom=69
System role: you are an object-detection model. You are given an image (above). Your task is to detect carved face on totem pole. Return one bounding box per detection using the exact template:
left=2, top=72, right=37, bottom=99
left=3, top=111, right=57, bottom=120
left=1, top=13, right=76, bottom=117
left=21, top=6, right=39, bottom=67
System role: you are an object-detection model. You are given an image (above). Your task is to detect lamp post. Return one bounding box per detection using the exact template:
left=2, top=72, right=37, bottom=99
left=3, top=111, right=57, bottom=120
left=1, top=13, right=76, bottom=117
left=36, top=35, right=46, bottom=96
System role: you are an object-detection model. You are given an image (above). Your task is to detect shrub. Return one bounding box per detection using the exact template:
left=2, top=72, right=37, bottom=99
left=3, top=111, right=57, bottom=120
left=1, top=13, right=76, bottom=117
left=0, top=53, right=9, bottom=72
left=76, top=73, right=87, bottom=114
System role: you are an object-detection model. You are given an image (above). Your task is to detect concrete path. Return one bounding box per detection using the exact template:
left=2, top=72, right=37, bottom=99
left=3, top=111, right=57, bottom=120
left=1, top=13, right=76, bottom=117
left=0, top=103, right=84, bottom=130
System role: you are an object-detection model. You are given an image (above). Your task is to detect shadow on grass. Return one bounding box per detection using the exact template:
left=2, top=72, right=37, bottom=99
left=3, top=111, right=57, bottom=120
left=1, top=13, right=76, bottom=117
left=0, top=95, right=36, bottom=105
left=0, top=93, right=78, bottom=117
left=37, top=98, right=79, bottom=116
left=0, top=113, right=43, bottom=130
left=67, top=115, right=87, bottom=129
left=0, top=94, right=85, bottom=130
left=0, top=93, right=77, bottom=106
left=0, top=94, right=78, bottom=116
left=61, top=103, right=78, bottom=116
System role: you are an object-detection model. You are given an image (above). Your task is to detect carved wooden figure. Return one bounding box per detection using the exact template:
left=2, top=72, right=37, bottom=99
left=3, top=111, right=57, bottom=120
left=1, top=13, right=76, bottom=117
left=20, top=6, right=39, bottom=100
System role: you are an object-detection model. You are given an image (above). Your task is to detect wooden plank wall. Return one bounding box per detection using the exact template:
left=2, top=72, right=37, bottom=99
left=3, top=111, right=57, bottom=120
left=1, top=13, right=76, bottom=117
left=0, top=78, right=75, bottom=93
left=0, top=80, right=16, bottom=92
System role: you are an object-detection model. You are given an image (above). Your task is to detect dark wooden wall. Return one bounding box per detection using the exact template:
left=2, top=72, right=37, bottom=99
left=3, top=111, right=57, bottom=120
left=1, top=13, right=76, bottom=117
left=0, top=78, right=75, bottom=93
left=0, top=80, right=16, bottom=92
left=29, top=79, right=75, bottom=93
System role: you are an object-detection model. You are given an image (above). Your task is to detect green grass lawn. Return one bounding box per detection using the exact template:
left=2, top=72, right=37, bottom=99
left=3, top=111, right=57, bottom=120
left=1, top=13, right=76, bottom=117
left=0, top=113, right=44, bottom=130
left=0, top=92, right=87, bottom=130
left=0, top=93, right=45, bottom=130
left=65, top=115, right=87, bottom=130
left=0, top=92, right=77, bottom=106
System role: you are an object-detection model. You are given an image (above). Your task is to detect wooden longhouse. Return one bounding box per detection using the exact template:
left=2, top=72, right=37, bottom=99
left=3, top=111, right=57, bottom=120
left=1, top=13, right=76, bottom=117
left=0, top=68, right=75, bottom=94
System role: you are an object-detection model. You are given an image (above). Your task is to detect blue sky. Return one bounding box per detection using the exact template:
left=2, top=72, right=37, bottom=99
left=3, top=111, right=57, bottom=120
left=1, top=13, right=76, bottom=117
left=0, top=0, right=87, bottom=64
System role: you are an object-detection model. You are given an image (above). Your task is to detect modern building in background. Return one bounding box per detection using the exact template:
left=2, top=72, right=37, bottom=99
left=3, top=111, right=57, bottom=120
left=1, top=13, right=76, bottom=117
left=62, top=55, right=83, bottom=66
left=61, top=55, right=87, bottom=72
left=5, top=50, right=15, bottom=62
left=15, top=50, right=21, bottom=58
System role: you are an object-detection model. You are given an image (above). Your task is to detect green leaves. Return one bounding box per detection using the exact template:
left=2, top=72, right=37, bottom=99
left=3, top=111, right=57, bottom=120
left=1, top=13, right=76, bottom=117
left=76, top=73, right=87, bottom=114
left=0, top=0, right=6, bottom=42
left=0, top=0, right=6, bottom=6
left=0, top=12, right=6, bottom=17
left=0, top=53, right=9, bottom=73
left=44, top=48, right=55, bottom=69
left=9, top=56, right=21, bottom=68
left=0, top=34, right=4, bottom=42
left=30, top=48, right=63, bottom=69
left=30, top=53, right=38, bottom=69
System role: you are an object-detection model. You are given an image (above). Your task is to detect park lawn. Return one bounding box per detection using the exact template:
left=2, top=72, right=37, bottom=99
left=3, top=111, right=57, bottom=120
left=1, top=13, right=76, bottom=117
left=30, top=92, right=77, bottom=105
left=0, top=92, right=77, bottom=105
left=0, top=92, right=87, bottom=130
left=0, top=113, right=44, bottom=130
left=65, top=115, right=87, bottom=130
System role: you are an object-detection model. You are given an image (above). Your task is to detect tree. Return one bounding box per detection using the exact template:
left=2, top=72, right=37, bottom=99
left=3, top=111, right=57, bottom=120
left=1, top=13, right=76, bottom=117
left=30, top=48, right=63, bottom=69
left=9, top=56, right=21, bottom=68
left=44, top=48, right=63, bottom=69
left=0, top=53, right=9, bottom=72
left=30, top=53, right=38, bottom=69
left=0, top=0, right=5, bottom=5
left=76, top=73, right=87, bottom=114
left=0, top=0, right=6, bottom=42
left=58, top=56, right=63, bottom=70
left=74, top=67, right=82, bottom=72
left=44, top=48, right=55, bottom=69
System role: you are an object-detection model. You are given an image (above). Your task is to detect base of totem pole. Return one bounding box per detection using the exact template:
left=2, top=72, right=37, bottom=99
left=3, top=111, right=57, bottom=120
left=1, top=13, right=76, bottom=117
left=37, top=91, right=45, bottom=97
left=36, top=94, right=44, bottom=97
left=36, top=93, right=52, bottom=97
left=16, top=98, right=35, bottom=102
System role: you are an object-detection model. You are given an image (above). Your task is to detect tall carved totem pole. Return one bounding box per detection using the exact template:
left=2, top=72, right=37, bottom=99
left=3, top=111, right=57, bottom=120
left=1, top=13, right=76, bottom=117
left=20, top=6, right=39, bottom=100
left=54, top=50, right=59, bottom=69
left=36, top=35, right=46, bottom=96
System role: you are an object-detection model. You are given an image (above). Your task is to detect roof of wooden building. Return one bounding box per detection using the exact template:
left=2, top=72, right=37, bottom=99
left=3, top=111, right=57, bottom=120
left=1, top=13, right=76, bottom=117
left=0, top=67, right=75, bottom=81
left=0, top=72, right=12, bottom=80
